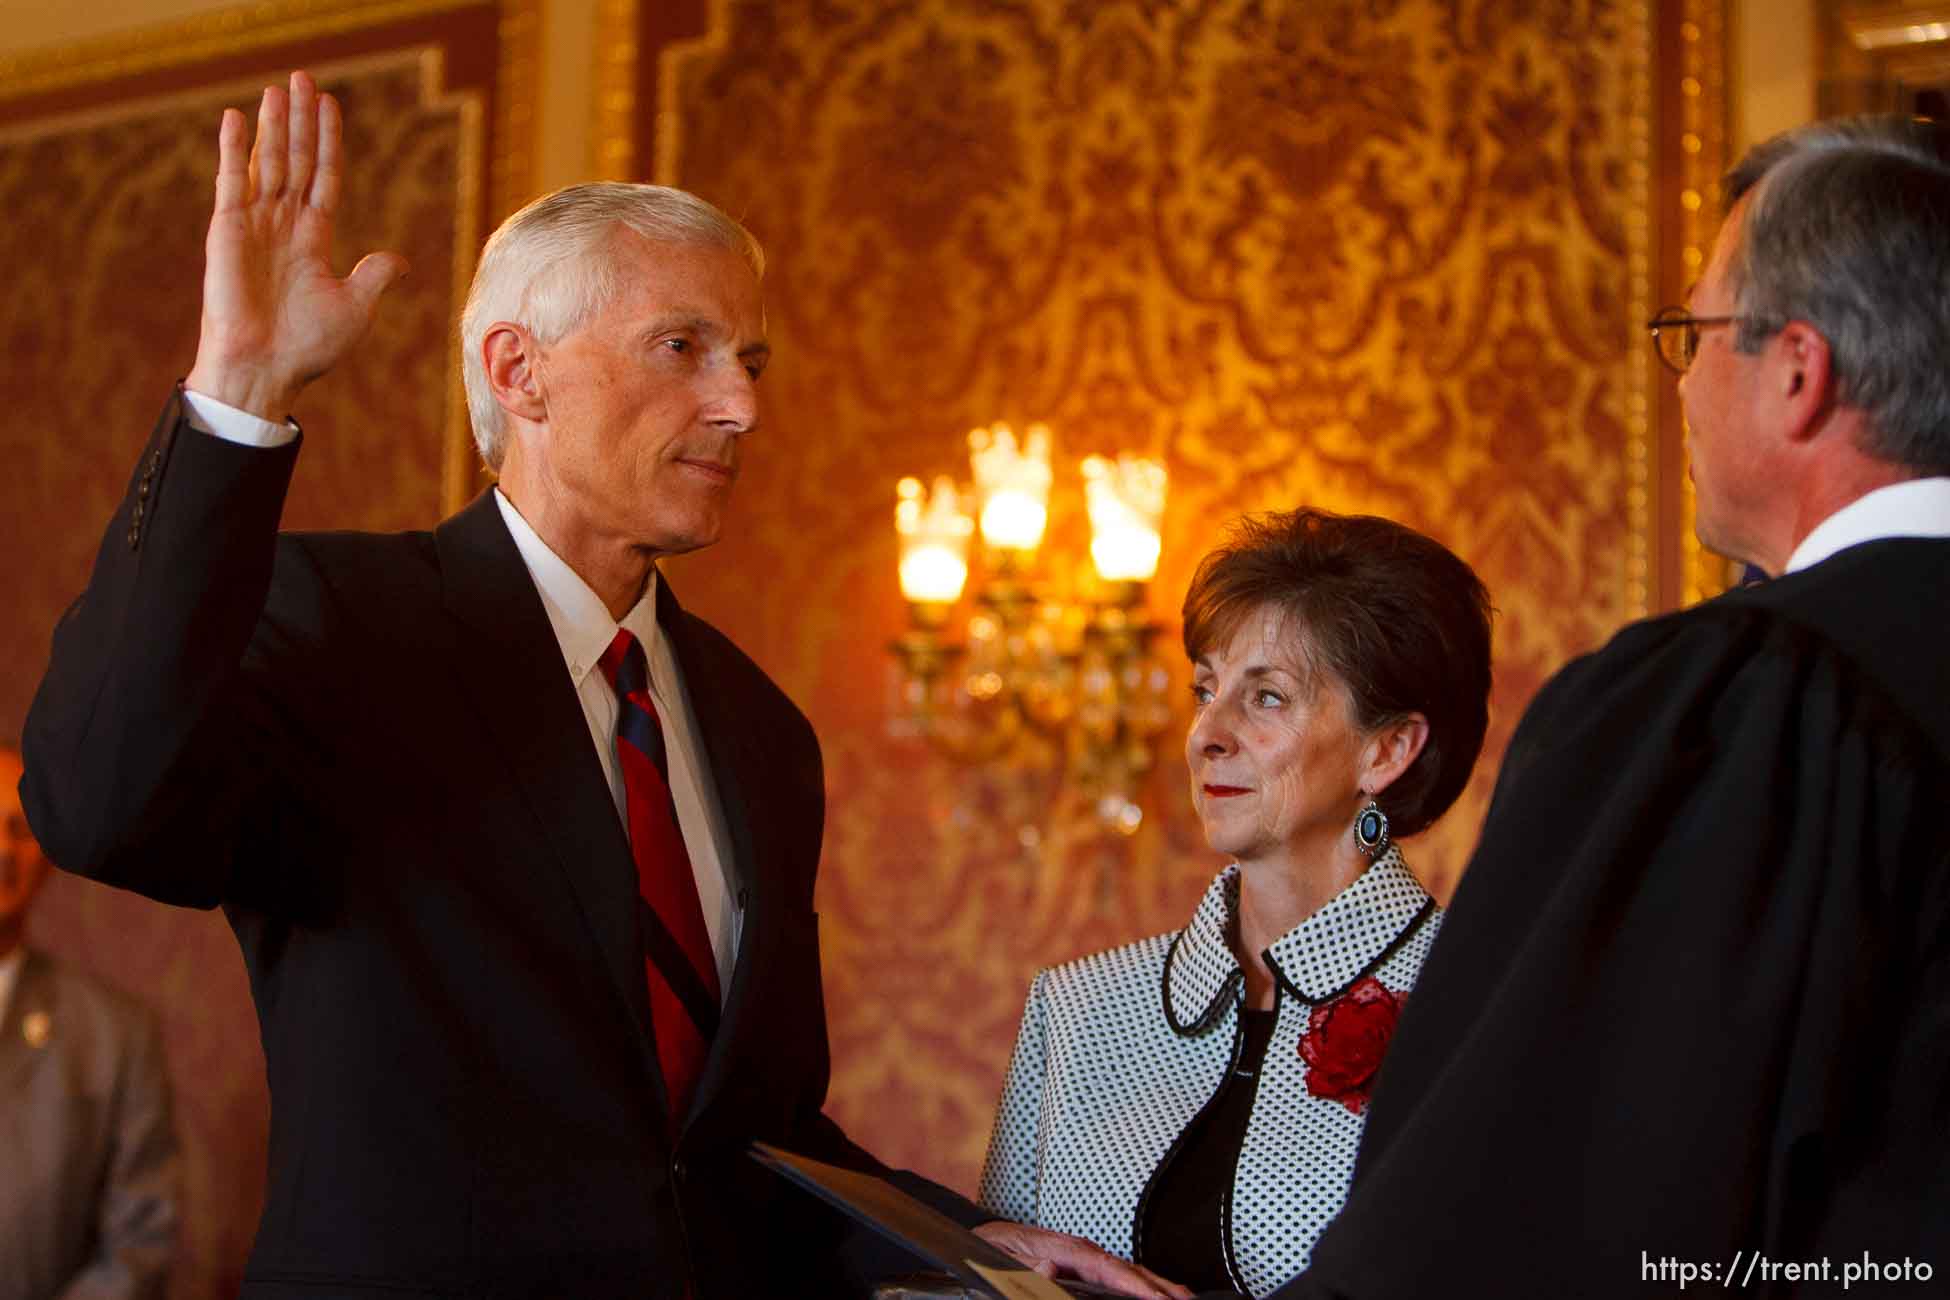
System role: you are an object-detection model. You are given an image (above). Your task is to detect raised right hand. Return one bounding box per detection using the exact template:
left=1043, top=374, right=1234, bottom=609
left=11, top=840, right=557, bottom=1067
left=184, top=70, right=408, bottom=420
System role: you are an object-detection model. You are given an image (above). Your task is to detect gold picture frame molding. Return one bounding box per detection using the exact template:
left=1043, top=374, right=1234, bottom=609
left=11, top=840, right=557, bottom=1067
left=0, top=0, right=540, bottom=516
left=592, top=0, right=640, bottom=180
left=0, top=0, right=536, bottom=226
left=0, top=0, right=538, bottom=224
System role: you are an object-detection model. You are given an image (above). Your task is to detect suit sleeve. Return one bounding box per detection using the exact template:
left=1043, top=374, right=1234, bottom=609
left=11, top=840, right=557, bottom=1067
left=21, top=390, right=300, bottom=908
left=55, top=1008, right=180, bottom=1300
left=976, top=972, right=1053, bottom=1224
left=1275, top=606, right=1950, bottom=1299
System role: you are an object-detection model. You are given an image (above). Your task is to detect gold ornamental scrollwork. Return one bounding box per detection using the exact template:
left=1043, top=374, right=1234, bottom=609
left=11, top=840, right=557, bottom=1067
left=492, top=0, right=542, bottom=220
left=1626, top=0, right=1657, bottom=618
left=592, top=0, right=640, bottom=180
left=1677, top=0, right=1734, bottom=603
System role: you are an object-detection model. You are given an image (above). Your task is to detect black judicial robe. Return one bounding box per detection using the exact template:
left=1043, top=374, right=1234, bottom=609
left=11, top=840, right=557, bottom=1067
left=1240, top=538, right=1950, bottom=1300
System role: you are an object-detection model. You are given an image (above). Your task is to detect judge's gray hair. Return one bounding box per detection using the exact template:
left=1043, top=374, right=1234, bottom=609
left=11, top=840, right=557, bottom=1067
left=459, top=183, right=764, bottom=469
left=1724, top=116, right=1950, bottom=474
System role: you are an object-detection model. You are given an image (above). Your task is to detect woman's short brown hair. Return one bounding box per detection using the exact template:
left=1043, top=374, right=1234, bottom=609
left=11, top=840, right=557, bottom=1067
left=1181, top=508, right=1493, bottom=839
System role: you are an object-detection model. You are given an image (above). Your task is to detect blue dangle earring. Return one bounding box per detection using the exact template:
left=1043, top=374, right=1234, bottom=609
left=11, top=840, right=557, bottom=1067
left=1353, top=796, right=1390, bottom=859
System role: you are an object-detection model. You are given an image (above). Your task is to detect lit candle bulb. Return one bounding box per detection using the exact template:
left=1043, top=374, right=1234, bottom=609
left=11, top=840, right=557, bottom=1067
left=1082, top=454, right=1167, bottom=582
left=969, top=422, right=1052, bottom=557
left=895, top=476, right=973, bottom=606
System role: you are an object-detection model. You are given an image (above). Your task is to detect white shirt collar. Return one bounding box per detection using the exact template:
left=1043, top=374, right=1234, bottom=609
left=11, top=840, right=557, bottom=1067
left=1785, top=477, right=1950, bottom=574
left=492, top=489, right=662, bottom=683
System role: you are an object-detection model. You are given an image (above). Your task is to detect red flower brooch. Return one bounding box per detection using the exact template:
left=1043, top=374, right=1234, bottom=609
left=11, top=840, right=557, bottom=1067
left=1296, top=976, right=1403, bottom=1115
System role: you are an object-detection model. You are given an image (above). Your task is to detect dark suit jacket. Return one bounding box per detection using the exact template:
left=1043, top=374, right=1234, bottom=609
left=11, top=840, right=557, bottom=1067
left=22, top=392, right=960, bottom=1299
left=1, top=950, right=179, bottom=1300
left=1251, top=538, right=1950, bottom=1299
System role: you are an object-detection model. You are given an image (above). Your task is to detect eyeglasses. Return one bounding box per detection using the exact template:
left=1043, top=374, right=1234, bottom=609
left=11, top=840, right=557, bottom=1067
left=1646, top=306, right=1746, bottom=374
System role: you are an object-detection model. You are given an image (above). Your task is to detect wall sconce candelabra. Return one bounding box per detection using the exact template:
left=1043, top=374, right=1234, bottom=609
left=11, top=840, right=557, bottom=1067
left=891, top=423, right=1173, bottom=835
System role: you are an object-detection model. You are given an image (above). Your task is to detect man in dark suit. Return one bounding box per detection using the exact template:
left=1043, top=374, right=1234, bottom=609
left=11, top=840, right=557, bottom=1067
left=2, top=745, right=179, bottom=1300
left=1205, top=116, right=1950, bottom=1300
left=20, top=72, right=1176, bottom=1300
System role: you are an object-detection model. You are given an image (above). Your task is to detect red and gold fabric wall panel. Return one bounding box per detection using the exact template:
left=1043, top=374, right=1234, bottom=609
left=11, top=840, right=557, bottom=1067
left=0, top=4, right=523, bottom=1294
left=635, top=0, right=1723, bottom=1192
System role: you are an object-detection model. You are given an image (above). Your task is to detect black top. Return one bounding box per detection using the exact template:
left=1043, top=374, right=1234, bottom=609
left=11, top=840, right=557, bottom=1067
left=1139, top=1007, right=1279, bottom=1291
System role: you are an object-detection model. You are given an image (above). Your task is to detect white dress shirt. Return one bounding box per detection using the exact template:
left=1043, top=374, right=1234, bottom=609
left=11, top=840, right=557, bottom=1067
left=490, top=490, right=742, bottom=991
left=181, top=389, right=744, bottom=993
left=1785, top=477, right=1950, bottom=574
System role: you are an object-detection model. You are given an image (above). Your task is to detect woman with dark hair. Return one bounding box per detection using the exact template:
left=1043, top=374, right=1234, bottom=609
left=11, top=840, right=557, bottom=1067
left=978, top=508, right=1493, bottom=1298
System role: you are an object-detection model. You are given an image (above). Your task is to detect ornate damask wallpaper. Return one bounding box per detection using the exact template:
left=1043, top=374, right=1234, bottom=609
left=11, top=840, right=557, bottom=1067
left=0, top=50, right=480, bottom=1297
left=651, top=0, right=1668, bottom=1190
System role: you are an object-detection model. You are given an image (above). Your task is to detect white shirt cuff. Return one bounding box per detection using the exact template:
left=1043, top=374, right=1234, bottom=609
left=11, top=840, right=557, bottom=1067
left=181, top=389, right=299, bottom=448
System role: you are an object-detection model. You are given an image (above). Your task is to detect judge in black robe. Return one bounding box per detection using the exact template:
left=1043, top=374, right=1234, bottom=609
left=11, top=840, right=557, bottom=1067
left=1292, top=535, right=1950, bottom=1297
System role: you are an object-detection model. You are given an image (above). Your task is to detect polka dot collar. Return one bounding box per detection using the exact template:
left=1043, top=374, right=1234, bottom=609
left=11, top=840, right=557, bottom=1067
left=1163, top=846, right=1434, bottom=1031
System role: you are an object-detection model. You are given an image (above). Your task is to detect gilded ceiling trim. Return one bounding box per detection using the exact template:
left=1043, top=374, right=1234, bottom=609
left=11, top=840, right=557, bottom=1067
left=0, top=0, right=477, bottom=98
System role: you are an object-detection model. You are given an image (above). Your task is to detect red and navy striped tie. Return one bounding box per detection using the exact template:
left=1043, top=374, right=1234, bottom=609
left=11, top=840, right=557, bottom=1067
left=599, top=628, right=720, bottom=1128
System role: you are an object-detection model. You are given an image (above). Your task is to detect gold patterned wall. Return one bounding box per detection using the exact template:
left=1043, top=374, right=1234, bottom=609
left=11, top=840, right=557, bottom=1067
left=0, top=5, right=509, bottom=1292
left=645, top=0, right=1716, bottom=1191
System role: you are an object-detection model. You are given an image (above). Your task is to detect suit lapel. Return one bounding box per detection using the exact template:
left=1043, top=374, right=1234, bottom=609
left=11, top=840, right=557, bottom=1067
left=435, top=492, right=664, bottom=1098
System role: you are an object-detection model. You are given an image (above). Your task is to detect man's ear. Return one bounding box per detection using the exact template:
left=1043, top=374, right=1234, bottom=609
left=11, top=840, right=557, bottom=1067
left=1360, top=713, right=1430, bottom=799
left=483, top=323, right=547, bottom=424
left=1770, top=321, right=1837, bottom=445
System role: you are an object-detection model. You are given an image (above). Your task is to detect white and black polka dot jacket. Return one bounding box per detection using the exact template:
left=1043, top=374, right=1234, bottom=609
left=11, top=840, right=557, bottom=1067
left=977, top=849, right=1440, bottom=1297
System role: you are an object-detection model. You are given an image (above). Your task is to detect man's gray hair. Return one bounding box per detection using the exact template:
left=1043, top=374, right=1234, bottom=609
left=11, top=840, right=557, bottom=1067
left=1724, top=115, right=1950, bottom=474
left=459, top=182, right=764, bottom=468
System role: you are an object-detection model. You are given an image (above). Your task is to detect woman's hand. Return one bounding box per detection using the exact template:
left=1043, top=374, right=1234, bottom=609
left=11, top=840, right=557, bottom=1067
left=973, top=1220, right=1193, bottom=1299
